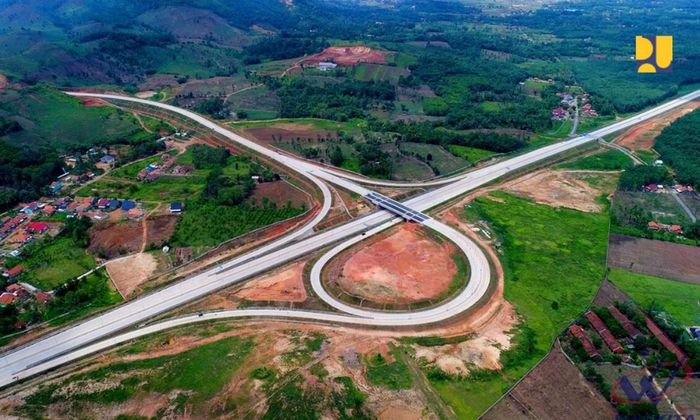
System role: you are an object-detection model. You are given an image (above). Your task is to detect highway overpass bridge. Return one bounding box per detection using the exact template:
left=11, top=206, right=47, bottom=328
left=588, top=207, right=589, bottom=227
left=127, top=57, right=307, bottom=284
left=365, top=192, right=430, bottom=223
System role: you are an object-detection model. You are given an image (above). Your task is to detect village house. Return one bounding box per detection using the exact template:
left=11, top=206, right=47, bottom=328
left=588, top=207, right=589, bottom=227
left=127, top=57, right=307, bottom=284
left=100, top=155, right=116, bottom=165
left=551, top=108, right=568, bottom=121
left=318, top=62, right=338, bottom=71
left=8, top=232, right=32, bottom=245
left=26, top=221, right=49, bottom=234
left=42, top=205, right=56, bottom=216
left=49, top=181, right=63, bottom=195
left=170, top=202, right=183, bottom=214
left=96, top=198, right=110, bottom=209
left=20, top=202, right=39, bottom=215
left=4, top=265, right=25, bottom=278
left=0, top=292, right=17, bottom=306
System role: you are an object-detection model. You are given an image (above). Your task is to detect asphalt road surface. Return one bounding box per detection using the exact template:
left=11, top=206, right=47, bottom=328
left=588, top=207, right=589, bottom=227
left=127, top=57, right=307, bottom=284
left=0, top=89, right=698, bottom=388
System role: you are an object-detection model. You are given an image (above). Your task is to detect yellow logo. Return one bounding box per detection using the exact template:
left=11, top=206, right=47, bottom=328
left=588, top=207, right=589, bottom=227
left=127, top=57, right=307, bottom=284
left=636, top=35, right=673, bottom=73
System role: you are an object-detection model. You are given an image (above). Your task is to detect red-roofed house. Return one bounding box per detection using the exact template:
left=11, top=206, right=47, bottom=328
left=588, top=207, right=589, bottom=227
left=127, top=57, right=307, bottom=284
left=35, top=291, right=52, bottom=304
left=568, top=324, right=600, bottom=359
left=8, top=233, right=32, bottom=244
left=645, top=316, right=687, bottom=363
left=43, top=205, right=56, bottom=216
left=5, top=265, right=25, bottom=278
left=0, top=292, right=17, bottom=305
left=26, top=221, right=49, bottom=234
left=585, top=311, right=624, bottom=353
left=608, top=306, right=641, bottom=338
left=97, top=198, right=110, bottom=209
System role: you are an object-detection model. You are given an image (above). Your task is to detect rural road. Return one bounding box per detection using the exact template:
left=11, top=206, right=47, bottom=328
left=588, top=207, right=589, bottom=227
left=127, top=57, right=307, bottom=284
left=1, top=88, right=699, bottom=388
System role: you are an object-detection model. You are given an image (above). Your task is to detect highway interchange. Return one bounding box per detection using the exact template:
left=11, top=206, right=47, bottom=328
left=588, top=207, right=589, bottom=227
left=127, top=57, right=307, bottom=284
left=0, top=88, right=699, bottom=389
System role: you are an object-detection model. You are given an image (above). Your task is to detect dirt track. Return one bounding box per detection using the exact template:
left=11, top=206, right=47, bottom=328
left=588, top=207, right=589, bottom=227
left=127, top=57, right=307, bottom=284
left=614, top=100, right=700, bottom=150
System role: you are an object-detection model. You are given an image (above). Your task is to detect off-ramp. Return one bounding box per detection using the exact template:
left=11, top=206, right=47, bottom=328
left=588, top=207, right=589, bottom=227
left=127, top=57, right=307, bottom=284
left=1, top=89, right=699, bottom=388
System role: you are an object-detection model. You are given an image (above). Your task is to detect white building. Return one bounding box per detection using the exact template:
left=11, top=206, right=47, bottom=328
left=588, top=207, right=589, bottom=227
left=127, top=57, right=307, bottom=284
left=318, top=62, right=338, bottom=71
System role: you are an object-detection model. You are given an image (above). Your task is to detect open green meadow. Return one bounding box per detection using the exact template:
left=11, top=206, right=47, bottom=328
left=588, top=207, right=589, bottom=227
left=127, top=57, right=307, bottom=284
left=429, top=192, right=609, bottom=418
left=447, top=144, right=498, bottom=163
left=608, top=269, right=700, bottom=326
left=14, top=237, right=97, bottom=291
left=559, top=149, right=633, bottom=171
left=170, top=202, right=305, bottom=247
left=0, top=85, right=144, bottom=148
left=23, top=336, right=254, bottom=414
left=399, top=142, right=469, bottom=175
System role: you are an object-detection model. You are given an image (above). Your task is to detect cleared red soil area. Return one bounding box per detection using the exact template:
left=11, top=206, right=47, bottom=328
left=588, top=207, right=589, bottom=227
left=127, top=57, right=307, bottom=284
left=608, top=234, right=700, bottom=284
left=0, top=74, right=7, bottom=92
left=251, top=180, right=312, bottom=208
left=88, top=215, right=177, bottom=258
left=482, top=341, right=616, bottom=419
left=88, top=221, right=142, bottom=257
left=78, top=96, right=109, bottom=107
left=614, top=100, right=700, bottom=150
left=234, top=261, right=306, bottom=302
left=144, top=214, right=178, bottom=247
left=329, top=223, right=457, bottom=305
left=303, top=46, right=386, bottom=66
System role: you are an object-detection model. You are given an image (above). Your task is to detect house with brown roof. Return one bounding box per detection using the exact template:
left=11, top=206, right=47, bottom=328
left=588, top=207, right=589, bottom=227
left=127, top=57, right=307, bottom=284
left=568, top=324, right=600, bottom=359
left=5, top=265, right=25, bottom=278
left=608, top=306, right=641, bottom=338
left=0, top=292, right=17, bottom=305
left=585, top=311, right=624, bottom=353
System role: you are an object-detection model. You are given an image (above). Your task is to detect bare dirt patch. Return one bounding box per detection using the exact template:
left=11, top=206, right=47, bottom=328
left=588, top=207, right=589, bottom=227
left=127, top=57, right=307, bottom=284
left=302, top=46, right=386, bottom=66
left=242, top=124, right=340, bottom=146
left=106, top=253, right=158, bottom=298
left=614, top=100, right=700, bottom=150
left=0, top=74, right=7, bottom=92
left=608, top=234, right=700, bottom=284
left=88, top=220, right=143, bottom=258
left=234, top=261, right=306, bottom=303
left=413, top=302, right=518, bottom=375
left=78, top=96, right=109, bottom=107
left=144, top=215, right=178, bottom=248
left=504, top=169, right=611, bottom=212
left=88, top=215, right=176, bottom=259
left=251, top=180, right=312, bottom=208
left=328, top=223, right=458, bottom=305
left=482, top=341, right=616, bottom=419
left=135, top=91, right=156, bottom=99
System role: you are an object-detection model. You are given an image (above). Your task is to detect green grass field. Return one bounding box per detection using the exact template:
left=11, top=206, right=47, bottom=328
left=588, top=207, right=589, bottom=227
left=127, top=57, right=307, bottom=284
left=559, top=149, right=633, bottom=171
left=24, top=336, right=254, bottom=412
left=44, top=268, right=123, bottom=326
left=18, top=237, right=97, bottom=291
left=429, top=192, right=609, bottom=418
left=364, top=347, right=413, bottom=390
left=447, top=144, right=498, bottom=163
left=170, top=202, right=305, bottom=247
left=399, top=142, right=469, bottom=175
left=77, top=176, right=205, bottom=202
left=0, top=85, right=145, bottom=148
left=608, top=269, right=700, bottom=326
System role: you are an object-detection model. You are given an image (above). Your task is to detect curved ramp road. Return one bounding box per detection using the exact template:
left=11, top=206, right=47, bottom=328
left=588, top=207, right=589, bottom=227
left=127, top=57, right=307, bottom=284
left=309, top=217, right=490, bottom=321
left=0, top=89, right=698, bottom=388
